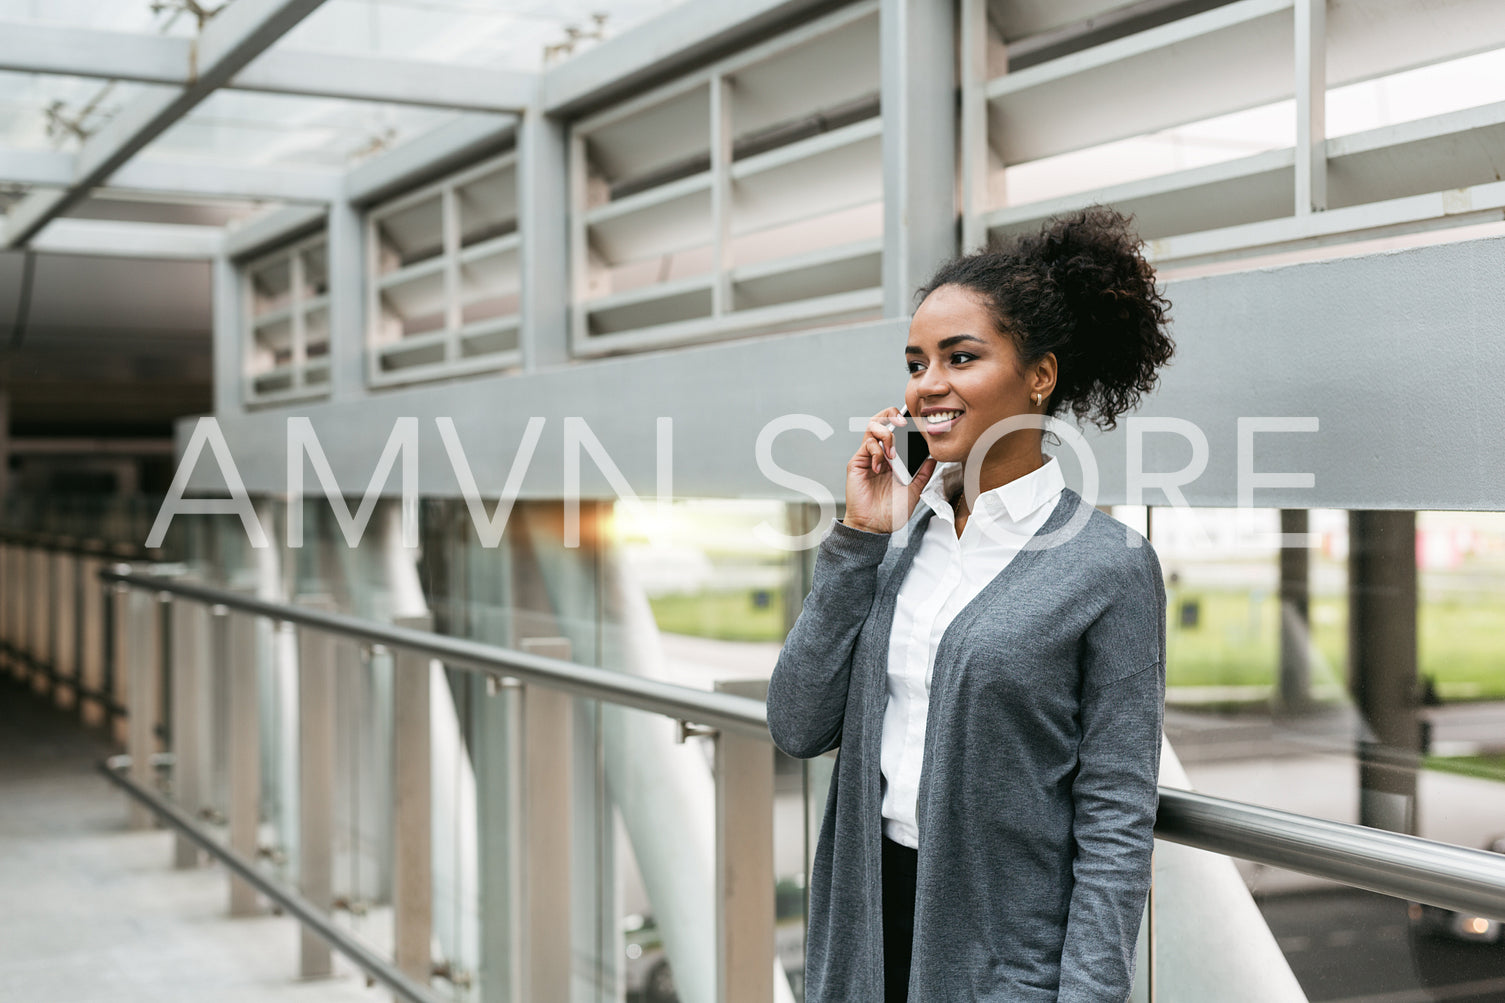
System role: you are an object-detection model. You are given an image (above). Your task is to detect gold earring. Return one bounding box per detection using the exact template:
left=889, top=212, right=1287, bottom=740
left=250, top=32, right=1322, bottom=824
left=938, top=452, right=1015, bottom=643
left=1032, top=392, right=1043, bottom=405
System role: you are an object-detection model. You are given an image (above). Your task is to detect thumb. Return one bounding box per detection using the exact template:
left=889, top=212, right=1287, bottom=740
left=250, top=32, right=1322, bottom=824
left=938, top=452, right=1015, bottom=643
left=906, top=456, right=938, bottom=506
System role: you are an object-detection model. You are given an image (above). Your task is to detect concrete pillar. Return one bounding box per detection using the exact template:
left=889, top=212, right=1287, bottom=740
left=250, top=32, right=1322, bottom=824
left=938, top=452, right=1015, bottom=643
left=1348, top=510, right=1420, bottom=833
left=1277, top=510, right=1312, bottom=715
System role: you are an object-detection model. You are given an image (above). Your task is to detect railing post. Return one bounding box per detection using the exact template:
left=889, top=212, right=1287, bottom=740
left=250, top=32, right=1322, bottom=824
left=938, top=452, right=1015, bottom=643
left=109, top=573, right=131, bottom=746
left=0, top=541, right=13, bottom=680
left=126, top=586, right=162, bottom=830
left=32, top=544, right=52, bottom=698
left=19, top=544, right=35, bottom=691
left=170, top=587, right=210, bottom=869
left=79, top=553, right=105, bottom=727
left=518, top=636, right=573, bottom=1003
left=51, top=545, right=70, bottom=709
left=712, top=680, right=775, bottom=1003
left=392, top=614, right=434, bottom=993
left=227, top=608, right=262, bottom=916
left=297, top=597, right=337, bottom=979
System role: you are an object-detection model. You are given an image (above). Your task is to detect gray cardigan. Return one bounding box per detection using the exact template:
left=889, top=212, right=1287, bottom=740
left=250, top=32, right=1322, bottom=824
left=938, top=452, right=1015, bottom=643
left=767, top=486, right=1166, bottom=1002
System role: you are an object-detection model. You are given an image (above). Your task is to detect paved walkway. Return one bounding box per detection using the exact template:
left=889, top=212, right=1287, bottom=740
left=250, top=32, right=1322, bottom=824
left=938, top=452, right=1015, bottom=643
left=0, top=676, right=378, bottom=1003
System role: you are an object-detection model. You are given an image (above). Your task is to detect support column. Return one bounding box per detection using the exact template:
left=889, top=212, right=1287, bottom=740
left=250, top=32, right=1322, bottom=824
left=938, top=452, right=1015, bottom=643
left=1295, top=0, right=1328, bottom=214
left=959, top=0, right=1007, bottom=252
left=392, top=614, right=434, bottom=993
left=881, top=0, right=958, bottom=316
left=1348, top=510, right=1420, bottom=833
left=1277, top=510, right=1312, bottom=715
left=212, top=253, right=246, bottom=419
left=519, top=106, right=571, bottom=370
left=327, top=193, right=366, bottom=402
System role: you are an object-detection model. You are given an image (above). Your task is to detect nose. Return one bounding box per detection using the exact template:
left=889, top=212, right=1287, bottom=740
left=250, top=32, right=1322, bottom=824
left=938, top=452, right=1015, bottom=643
left=913, top=361, right=950, bottom=402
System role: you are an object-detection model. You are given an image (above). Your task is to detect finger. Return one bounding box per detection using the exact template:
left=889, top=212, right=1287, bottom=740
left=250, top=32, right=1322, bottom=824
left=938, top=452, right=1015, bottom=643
left=906, top=456, right=938, bottom=501
left=867, top=419, right=897, bottom=459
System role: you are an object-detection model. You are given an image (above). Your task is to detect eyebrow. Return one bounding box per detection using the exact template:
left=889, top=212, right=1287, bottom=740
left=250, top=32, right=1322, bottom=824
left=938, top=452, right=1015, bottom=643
left=905, top=334, right=987, bottom=355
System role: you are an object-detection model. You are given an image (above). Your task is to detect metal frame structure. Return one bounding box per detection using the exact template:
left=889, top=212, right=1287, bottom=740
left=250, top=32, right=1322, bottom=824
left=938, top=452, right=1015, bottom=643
left=1, top=551, right=1502, bottom=1001
left=962, top=0, right=1505, bottom=266
left=242, top=229, right=330, bottom=403
left=18, top=0, right=1505, bottom=405
left=365, top=151, right=522, bottom=387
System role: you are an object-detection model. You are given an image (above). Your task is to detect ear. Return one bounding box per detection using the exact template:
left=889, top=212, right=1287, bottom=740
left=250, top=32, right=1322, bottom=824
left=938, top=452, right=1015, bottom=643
left=1033, top=351, right=1058, bottom=397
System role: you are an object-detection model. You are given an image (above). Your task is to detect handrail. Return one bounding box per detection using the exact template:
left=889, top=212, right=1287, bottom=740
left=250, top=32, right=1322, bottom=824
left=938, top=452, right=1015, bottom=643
left=101, top=567, right=1505, bottom=923
left=1158, top=788, right=1505, bottom=920
left=100, top=567, right=771, bottom=740
left=98, top=755, right=444, bottom=1003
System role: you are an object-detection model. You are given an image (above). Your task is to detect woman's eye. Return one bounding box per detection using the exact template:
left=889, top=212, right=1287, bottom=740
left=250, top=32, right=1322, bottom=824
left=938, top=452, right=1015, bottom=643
left=950, top=352, right=976, bottom=365
left=906, top=361, right=923, bottom=374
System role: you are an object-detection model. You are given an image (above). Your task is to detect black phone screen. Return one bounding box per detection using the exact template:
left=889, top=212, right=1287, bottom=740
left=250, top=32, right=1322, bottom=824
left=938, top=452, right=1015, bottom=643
left=898, top=407, right=931, bottom=477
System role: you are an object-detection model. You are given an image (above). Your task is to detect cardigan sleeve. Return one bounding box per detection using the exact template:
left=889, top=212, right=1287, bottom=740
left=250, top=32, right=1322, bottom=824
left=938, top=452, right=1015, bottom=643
left=765, top=518, right=892, bottom=759
left=1056, top=544, right=1167, bottom=1003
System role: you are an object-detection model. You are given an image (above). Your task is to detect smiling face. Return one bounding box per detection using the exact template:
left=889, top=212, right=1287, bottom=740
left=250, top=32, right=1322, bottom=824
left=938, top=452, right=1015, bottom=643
left=904, top=284, right=1056, bottom=480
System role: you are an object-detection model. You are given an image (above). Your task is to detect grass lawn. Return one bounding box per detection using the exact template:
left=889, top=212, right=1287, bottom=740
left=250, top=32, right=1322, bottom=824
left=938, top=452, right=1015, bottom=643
left=1423, top=753, right=1505, bottom=782
left=650, top=586, right=1505, bottom=701
left=649, top=588, right=786, bottom=643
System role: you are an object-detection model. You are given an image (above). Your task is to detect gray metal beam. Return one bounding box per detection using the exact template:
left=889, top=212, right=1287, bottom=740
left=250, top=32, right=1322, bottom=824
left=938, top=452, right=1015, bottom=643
left=540, top=0, right=841, bottom=117
left=106, top=158, right=341, bottom=203
left=0, top=148, right=74, bottom=188
left=881, top=0, right=958, bottom=315
left=517, top=108, right=569, bottom=370
left=233, top=48, right=534, bottom=111
left=183, top=232, right=1505, bottom=511
left=0, top=19, right=531, bottom=112
left=326, top=191, right=365, bottom=402
left=343, top=114, right=517, bottom=207
left=1, top=0, right=329, bottom=249
left=222, top=204, right=327, bottom=261
left=1294, top=0, right=1327, bottom=213
left=29, top=220, right=222, bottom=260
left=0, top=20, right=184, bottom=84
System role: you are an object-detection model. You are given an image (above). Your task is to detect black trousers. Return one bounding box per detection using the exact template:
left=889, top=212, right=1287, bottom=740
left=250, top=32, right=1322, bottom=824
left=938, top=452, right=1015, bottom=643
left=881, top=834, right=919, bottom=1003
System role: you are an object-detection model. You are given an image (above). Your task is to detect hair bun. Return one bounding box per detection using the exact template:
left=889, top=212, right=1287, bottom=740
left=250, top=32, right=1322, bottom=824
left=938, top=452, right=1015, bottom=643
left=917, top=205, right=1174, bottom=431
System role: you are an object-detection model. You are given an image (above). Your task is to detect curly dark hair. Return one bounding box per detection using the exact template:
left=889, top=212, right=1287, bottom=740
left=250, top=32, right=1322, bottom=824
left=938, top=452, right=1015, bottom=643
left=916, top=205, right=1174, bottom=432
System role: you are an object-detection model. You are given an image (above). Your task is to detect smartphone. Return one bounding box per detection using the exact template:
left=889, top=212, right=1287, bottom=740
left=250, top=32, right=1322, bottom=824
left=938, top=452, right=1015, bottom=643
left=882, top=406, right=931, bottom=484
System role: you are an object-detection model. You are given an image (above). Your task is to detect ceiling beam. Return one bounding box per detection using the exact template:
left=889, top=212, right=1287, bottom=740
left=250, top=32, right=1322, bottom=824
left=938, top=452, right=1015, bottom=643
left=0, top=18, right=532, bottom=112
left=30, top=219, right=223, bottom=260
left=233, top=49, right=535, bottom=111
left=540, top=0, right=838, bottom=117
left=0, top=148, right=73, bottom=188
left=0, top=150, right=339, bottom=203
left=0, top=0, right=329, bottom=249
left=106, top=158, right=341, bottom=203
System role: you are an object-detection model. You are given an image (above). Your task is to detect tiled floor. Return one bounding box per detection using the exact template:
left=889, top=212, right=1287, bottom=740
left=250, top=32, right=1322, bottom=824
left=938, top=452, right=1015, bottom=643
left=0, top=675, right=379, bottom=1003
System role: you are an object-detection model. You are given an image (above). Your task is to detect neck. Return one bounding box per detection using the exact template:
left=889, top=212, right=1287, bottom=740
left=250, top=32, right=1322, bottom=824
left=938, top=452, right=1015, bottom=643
left=975, top=447, right=1046, bottom=495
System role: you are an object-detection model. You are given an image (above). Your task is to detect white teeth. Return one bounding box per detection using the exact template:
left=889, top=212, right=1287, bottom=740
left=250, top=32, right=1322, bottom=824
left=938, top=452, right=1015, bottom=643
left=925, top=410, right=961, bottom=424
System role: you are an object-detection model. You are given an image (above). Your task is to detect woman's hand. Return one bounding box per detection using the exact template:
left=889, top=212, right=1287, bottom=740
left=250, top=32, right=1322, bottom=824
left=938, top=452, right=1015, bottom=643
left=842, top=407, right=938, bottom=534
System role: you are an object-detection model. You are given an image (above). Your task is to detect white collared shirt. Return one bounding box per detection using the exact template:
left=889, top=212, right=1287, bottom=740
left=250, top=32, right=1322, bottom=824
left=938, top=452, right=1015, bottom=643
left=880, top=454, right=1067, bottom=848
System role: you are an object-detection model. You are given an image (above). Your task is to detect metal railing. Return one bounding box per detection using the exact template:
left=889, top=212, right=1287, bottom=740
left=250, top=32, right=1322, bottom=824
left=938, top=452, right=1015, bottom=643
left=3, top=537, right=1505, bottom=1001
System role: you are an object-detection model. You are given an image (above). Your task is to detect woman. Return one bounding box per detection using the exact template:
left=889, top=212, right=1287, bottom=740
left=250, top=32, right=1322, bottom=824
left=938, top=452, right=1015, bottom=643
left=766, top=206, right=1175, bottom=1002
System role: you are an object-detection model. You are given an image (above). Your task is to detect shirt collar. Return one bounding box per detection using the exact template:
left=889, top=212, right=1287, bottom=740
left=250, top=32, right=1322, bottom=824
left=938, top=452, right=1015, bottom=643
left=922, top=454, right=1065, bottom=525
